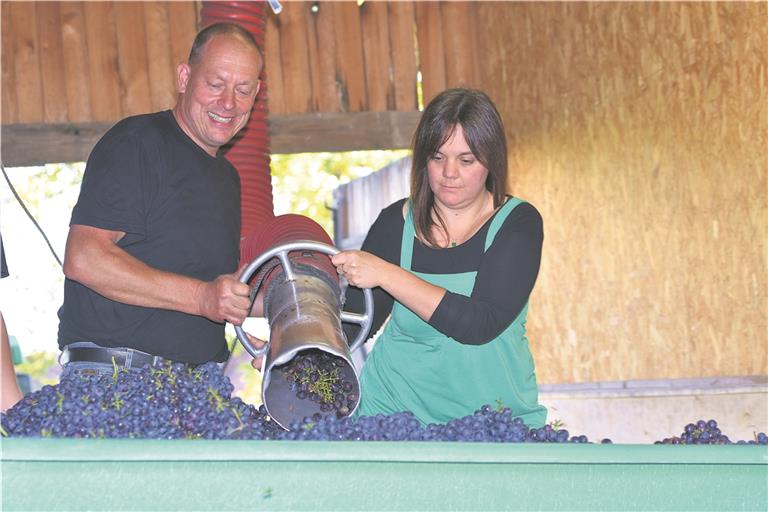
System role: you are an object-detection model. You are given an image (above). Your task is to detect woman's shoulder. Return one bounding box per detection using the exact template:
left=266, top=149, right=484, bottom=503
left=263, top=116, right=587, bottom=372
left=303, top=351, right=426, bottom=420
left=378, top=198, right=409, bottom=223
left=497, top=196, right=543, bottom=235
left=384, top=197, right=409, bottom=214
left=361, top=198, right=408, bottom=259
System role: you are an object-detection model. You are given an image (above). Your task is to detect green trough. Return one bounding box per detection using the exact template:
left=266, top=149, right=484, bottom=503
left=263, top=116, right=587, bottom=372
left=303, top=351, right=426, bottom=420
left=2, top=438, right=766, bottom=511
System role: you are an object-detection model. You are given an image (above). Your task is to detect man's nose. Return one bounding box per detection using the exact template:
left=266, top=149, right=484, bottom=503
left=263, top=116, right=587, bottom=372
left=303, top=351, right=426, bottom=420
left=219, top=88, right=236, bottom=110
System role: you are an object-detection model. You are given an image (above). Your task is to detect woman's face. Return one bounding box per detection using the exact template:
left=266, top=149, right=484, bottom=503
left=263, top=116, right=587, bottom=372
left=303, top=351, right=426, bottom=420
left=426, top=124, right=489, bottom=210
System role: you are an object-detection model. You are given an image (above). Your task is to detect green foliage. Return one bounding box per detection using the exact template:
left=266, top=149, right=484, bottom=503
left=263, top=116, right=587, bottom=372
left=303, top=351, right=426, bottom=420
left=226, top=338, right=264, bottom=406
left=6, top=163, right=84, bottom=209
left=550, top=418, right=566, bottom=430
left=207, top=388, right=226, bottom=412
left=270, top=150, right=409, bottom=236
left=15, top=351, right=59, bottom=387
left=297, top=363, right=339, bottom=403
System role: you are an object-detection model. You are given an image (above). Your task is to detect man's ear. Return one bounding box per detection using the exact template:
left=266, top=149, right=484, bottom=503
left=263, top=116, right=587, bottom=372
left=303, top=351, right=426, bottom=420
left=176, top=63, right=191, bottom=94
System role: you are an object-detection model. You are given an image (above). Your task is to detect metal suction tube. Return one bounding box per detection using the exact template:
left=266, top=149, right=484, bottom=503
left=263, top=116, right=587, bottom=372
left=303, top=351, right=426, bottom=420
left=234, top=241, right=374, bottom=429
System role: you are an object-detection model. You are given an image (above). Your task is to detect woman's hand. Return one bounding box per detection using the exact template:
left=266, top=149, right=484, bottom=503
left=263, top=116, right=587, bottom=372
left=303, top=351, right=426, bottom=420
left=334, top=249, right=445, bottom=323
left=331, top=250, right=388, bottom=289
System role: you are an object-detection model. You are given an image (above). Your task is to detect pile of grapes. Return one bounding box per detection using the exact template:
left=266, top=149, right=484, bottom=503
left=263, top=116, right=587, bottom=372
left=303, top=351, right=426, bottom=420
left=278, top=350, right=359, bottom=418
left=655, top=419, right=768, bottom=445
left=1, top=362, right=282, bottom=440
left=2, top=360, right=766, bottom=444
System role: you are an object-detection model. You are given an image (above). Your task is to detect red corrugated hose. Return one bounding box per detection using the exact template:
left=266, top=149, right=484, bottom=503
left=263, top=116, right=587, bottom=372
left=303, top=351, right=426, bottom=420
left=202, top=2, right=336, bottom=278
left=201, top=1, right=274, bottom=238
left=239, top=213, right=339, bottom=287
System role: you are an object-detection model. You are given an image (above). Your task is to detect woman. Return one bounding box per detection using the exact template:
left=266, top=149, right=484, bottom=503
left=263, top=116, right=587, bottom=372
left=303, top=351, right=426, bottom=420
left=332, top=88, right=547, bottom=427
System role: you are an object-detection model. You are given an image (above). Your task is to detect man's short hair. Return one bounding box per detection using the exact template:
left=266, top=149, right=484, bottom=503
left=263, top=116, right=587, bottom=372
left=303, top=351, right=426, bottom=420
left=188, top=22, right=263, bottom=66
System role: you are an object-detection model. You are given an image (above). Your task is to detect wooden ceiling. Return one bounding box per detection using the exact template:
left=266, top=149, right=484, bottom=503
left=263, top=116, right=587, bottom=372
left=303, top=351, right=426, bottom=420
left=1, top=1, right=488, bottom=166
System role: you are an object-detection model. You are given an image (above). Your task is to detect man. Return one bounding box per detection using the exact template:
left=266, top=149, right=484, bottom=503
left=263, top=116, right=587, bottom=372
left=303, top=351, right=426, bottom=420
left=57, top=23, right=264, bottom=374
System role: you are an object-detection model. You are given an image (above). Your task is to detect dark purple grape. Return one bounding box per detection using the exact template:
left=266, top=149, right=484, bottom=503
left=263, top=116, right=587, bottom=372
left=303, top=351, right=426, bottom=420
left=276, top=349, right=359, bottom=420
left=3, top=366, right=765, bottom=445
left=0, top=361, right=283, bottom=440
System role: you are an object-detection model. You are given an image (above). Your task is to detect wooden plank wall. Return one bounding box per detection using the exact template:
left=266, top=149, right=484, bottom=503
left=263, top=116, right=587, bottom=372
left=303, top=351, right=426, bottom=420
left=333, top=156, right=411, bottom=251
left=1, top=1, right=485, bottom=123
left=474, top=2, right=767, bottom=383
left=1, top=1, right=198, bottom=124
left=2, top=0, right=483, bottom=163
left=264, top=0, right=424, bottom=114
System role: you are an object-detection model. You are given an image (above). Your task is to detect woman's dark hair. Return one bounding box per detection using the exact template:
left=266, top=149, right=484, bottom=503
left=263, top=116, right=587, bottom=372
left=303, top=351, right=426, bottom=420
left=188, top=22, right=263, bottom=66
left=409, top=88, right=508, bottom=247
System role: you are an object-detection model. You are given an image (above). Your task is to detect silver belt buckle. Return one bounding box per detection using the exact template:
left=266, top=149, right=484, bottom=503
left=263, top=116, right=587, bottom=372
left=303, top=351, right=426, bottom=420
left=123, top=349, right=134, bottom=368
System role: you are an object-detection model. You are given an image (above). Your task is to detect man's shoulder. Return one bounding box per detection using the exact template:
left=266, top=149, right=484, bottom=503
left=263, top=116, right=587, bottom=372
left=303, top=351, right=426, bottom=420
left=107, top=111, right=173, bottom=138
left=90, top=111, right=175, bottom=157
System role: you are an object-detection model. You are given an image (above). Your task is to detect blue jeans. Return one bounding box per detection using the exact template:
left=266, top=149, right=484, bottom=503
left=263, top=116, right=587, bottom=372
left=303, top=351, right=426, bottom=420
left=60, top=360, right=122, bottom=379
left=59, top=342, right=220, bottom=379
left=59, top=341, right=150, bottom=379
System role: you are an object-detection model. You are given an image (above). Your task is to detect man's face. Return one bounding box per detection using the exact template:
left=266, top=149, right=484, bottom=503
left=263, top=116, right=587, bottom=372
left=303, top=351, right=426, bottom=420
left=174, top=34, right=263, bottom=156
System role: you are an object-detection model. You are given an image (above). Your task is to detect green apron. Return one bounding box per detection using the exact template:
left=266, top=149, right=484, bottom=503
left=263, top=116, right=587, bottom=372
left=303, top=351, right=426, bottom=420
left=356, top=197, right=547, bottom=427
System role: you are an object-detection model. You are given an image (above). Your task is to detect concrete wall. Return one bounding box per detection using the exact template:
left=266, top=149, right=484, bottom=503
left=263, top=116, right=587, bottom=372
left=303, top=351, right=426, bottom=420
left=540, top=376, right=768, bottom=443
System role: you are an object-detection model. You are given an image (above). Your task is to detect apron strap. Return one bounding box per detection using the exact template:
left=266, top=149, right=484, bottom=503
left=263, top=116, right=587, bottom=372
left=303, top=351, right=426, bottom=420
left=401, top=200, right=416, bottom=271
left=485, top=196, right=524, bottom=251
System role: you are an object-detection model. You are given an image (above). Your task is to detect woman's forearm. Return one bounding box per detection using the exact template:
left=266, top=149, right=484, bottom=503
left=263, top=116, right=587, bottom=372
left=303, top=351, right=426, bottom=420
left=377, top=261, right=446, bottom=322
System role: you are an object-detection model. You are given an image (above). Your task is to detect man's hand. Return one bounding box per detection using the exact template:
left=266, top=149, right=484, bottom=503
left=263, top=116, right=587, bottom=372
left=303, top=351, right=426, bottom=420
left=247, top=334, right=268, bottom=370
left=195, top=274, right=251, bottom=325
left=65, top=224, right=253, bottom=325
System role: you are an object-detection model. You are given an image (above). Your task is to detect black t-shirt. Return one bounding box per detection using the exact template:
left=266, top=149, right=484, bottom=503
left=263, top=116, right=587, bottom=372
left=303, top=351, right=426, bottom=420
left=57, top=111, right=241, bottom=363
left=343, top=197, right=543, bottom=345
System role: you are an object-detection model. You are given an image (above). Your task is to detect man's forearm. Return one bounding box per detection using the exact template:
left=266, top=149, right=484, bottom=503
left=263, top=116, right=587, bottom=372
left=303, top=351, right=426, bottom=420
left=64, top=224, right=252, bottom=325
left=64, top=230, right=205, bottom=316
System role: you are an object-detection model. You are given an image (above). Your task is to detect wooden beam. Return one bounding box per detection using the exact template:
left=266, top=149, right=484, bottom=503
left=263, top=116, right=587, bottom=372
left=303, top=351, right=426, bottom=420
left=1, top=122, right=108, bottom=167
left=268, top=111, right=421, bottom=153
left=1, top=111, right=421, bottom=167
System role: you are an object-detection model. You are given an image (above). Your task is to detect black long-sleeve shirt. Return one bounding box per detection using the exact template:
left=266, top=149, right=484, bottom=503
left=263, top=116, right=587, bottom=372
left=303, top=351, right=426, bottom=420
left=342, top=197, right=543, bottom=345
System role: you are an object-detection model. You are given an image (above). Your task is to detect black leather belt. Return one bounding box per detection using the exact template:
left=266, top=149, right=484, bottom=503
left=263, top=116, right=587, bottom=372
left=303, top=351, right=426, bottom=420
left=62, top=346, right=168, bottom=369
